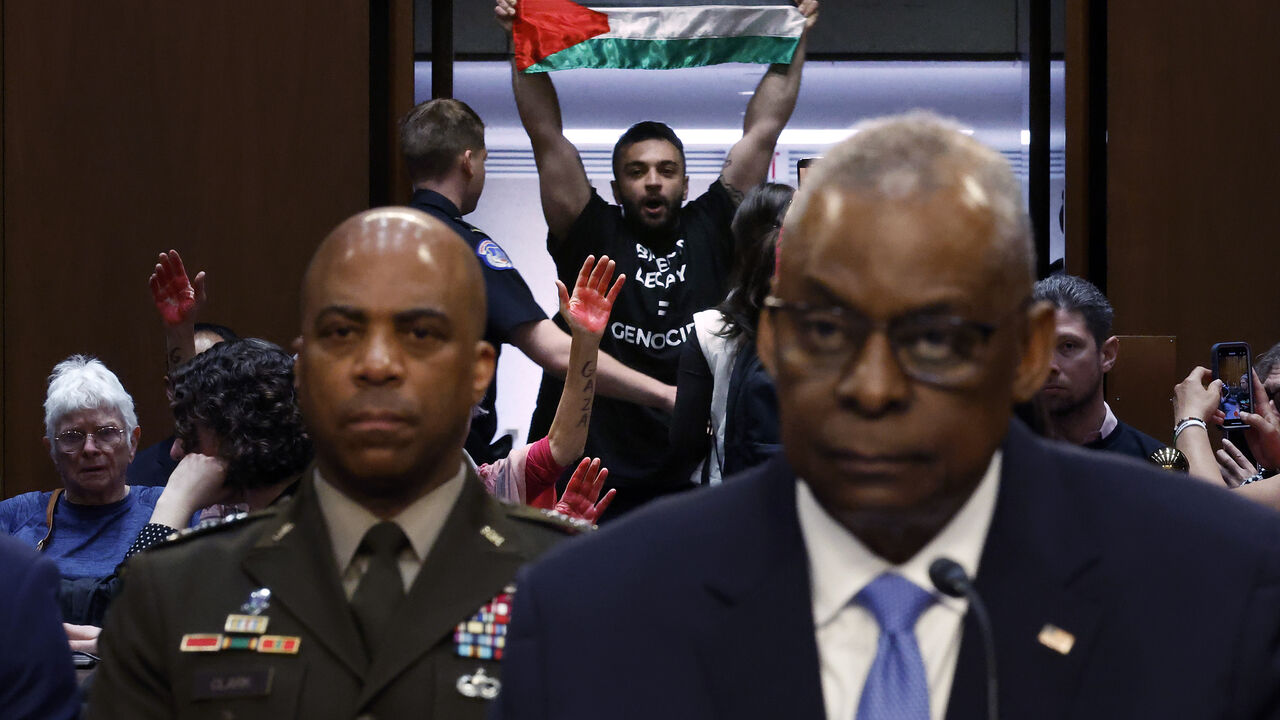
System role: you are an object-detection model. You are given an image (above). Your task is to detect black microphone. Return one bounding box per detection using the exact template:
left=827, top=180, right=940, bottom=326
left=929, top=557, right=999, bottom=720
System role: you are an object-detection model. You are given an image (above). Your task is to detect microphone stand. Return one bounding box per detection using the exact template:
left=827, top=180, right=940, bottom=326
left=929, top=557, right=998, bottom=720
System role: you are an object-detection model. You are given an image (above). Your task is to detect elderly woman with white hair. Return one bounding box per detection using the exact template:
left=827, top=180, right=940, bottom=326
left=0, top=355, right=167, bottom=581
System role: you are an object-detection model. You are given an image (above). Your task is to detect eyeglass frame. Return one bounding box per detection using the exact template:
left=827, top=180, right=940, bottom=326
left=52, top=425, right=128, bottom=454
left=761, top=295, right=1032, bottom=388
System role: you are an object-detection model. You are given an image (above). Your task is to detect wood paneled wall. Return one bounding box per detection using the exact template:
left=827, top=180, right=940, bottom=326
left=2, top=1, right=411, bottom=497
left=1068, top=0, right=1280, bottom=439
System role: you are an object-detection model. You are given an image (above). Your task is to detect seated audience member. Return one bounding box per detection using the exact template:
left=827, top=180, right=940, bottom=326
left=60, top=338, right=310, bottom=631
left=475, top=255, right=622, bottom=523
left=1174, top=365, right=1280, bottom=507
left=0, top=356, right=162, bottom=581
left=494, top=113, right=1280, bottom=719
left=0, top=535, right=79, bottom=720
left=670, top=183, right=793, bottom=485
left=135, top=337, right=313, bottom=538
left=128, top=250, right=238, bottom=486
left=1032, top=273, right=1164, bottom=458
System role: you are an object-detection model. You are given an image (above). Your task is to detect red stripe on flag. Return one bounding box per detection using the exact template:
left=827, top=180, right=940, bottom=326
left=514, top=0, right=611, bottom=71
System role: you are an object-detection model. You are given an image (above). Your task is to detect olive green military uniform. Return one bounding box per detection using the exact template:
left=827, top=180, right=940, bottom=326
left=86, top=467, right=580, bottom=719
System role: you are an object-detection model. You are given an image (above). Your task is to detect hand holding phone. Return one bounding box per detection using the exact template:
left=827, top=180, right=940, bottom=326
left=1211, top=342, right=1253, bottom=428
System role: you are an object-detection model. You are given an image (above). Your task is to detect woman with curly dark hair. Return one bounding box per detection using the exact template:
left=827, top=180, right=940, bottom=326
left=134, top=338, right=313, bottom=543
left=169, top=338, right=312, bottom=497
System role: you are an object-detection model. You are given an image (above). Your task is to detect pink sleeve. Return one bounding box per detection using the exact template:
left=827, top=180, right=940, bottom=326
left=477, top=445, right=530, bottom=505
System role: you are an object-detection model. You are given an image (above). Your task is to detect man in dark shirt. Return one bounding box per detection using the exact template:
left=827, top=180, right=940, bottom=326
left=1033, top=274, right=1164, bottom=459
left=497, top=0, right=819, bottom=516
left=399, top=99, right=675, bottom=464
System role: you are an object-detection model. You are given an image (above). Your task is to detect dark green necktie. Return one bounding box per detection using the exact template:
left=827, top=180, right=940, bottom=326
left=350, top=521, right=410, bottom=653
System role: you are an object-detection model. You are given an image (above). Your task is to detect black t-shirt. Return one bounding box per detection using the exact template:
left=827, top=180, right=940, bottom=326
left=529, top=180, right=737, bottom=488
left=409, top=189, right=547, bottom=462
left=1084, top=419, right=1167, bottom=462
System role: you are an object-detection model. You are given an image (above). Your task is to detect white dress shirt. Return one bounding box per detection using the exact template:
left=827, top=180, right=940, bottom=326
left=1097, top=401, right=1119, bottom=441
left=796, top=451, right=1002, bottom=720
left=314, top=461, right=467, bottom=599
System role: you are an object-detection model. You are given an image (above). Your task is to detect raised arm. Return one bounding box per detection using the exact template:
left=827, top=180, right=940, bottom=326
left=148, top=250, right=206, bottom=374
left=1173, top=367, right=1229, bottom=485
left=545, top=255, right=624, bottom=465
left=720, top=0, right=819, bottom=199
left=497, top=0, right=594, bottom=241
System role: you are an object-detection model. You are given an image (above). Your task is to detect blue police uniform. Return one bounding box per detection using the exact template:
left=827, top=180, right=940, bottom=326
left=409, top=190, right=547, bottom=464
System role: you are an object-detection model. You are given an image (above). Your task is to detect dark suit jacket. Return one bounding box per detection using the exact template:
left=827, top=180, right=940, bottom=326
left=0, top=535, right=80, bottom=720
left=494, top=420, right=1280, bottom=719
left=126, top=435, right=177, bottom=487
left=87, top=468, right=575, bottom=719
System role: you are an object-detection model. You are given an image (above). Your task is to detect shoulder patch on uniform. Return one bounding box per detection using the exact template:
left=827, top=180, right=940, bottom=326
left=153, top=508, right=280, bottom=549
left=476, top=239, right=514, bottom=270
left=503, top=504, right=593, bottom=535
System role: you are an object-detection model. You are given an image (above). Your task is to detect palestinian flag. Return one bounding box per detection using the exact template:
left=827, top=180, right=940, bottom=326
left=514, top=0, right=805, bottom=74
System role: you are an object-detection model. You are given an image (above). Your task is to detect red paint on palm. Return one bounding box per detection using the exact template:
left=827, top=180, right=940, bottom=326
left=559, top=254, right=625, bottom=337
left=148, top=250, right=204, bottom=327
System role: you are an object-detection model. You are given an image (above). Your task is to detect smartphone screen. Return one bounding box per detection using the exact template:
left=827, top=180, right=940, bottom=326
left=1213, top=342, right=1253, bottom=427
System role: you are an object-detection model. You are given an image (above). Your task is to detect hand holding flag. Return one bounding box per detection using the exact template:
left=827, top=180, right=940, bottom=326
left=499, top=0, right=817, bottom=74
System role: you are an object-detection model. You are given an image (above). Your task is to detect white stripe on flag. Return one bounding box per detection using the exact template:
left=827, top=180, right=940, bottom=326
left=586, top=5, right=804, bottom=41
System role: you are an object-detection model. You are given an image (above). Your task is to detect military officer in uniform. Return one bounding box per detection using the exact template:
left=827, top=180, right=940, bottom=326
left=87, top=207, right=580, bottom=718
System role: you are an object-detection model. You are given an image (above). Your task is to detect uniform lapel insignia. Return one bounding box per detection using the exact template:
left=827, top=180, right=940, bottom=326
left=454, top=590, right=513, bottom=660
left=271, top=522, right=295, bottom=542
left=479, top=525, right=505, bottom=547
left=1037, top=623, right=1076, bottom=655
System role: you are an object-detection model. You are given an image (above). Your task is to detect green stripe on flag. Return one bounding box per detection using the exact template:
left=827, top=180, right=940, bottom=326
left=523, top=35, right=800, bottom=73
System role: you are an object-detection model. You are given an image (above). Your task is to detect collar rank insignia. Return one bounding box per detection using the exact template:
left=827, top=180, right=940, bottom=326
left=454, top=591, right=513, bottom=660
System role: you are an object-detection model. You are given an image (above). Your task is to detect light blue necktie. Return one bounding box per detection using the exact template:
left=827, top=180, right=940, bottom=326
left=855, top=573, right=935, bottom=720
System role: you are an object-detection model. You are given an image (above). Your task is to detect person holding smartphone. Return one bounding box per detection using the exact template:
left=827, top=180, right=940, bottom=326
left=1174, top=364, right=1280, bottom=506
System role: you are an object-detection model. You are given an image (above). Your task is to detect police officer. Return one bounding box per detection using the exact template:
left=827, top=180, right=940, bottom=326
left=400, top=99, right=675, bottom=464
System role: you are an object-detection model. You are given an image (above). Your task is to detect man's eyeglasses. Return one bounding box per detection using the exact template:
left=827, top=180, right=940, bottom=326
left=53, top=426, right=126, bottom=454
left=762, top=296, right=1027, bottom=388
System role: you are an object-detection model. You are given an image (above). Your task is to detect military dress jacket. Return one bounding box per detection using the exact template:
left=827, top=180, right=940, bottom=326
left=87, top=466, right=578, bottom=720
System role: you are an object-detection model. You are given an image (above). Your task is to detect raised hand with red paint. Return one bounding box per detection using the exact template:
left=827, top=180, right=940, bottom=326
left=149, top=250, right=206, bottom=327
left=554, top=457, right=615, bottom=525
left=557, top=254, right=624, bottom=339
